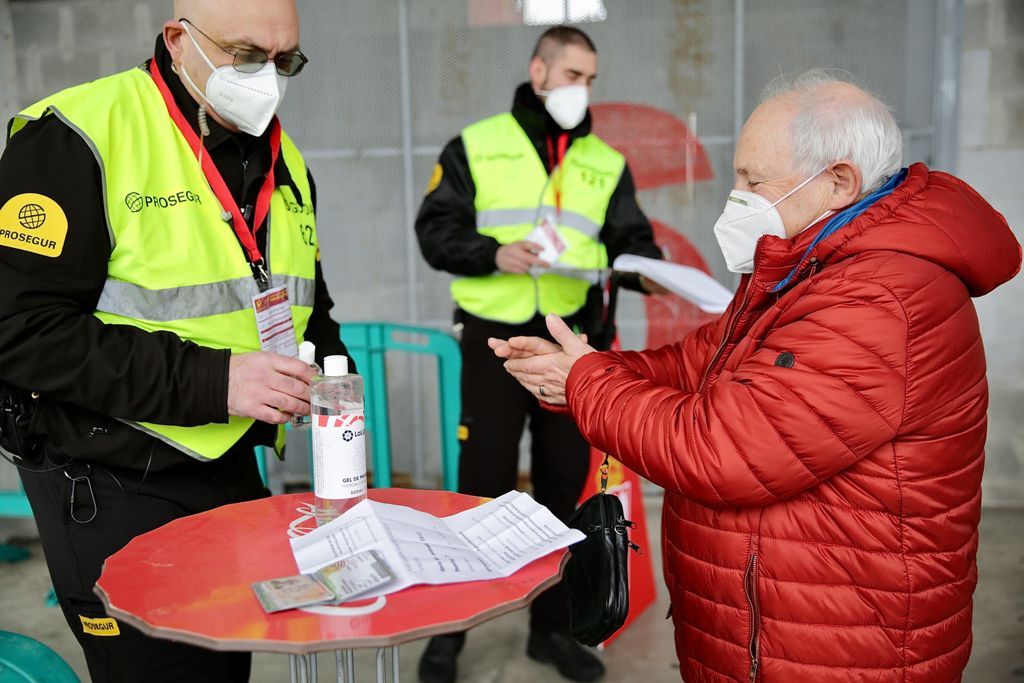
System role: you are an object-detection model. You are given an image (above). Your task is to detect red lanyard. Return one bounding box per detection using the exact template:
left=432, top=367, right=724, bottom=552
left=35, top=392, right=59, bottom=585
left=545, top=132, right=569, bottom=215
left=149, top=60, right=280, bottom=288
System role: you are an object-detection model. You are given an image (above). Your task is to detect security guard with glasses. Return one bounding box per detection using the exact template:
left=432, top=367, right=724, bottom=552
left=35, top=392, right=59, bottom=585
left=0, top=1, right=349, bottom=680
left=415, top=25, right=662, bottom=683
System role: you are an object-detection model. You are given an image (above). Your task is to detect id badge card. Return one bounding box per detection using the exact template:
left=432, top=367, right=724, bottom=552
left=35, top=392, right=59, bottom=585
left=252, top=286, right=299, bottom=357
left=525, top=209, right=567, bottom=265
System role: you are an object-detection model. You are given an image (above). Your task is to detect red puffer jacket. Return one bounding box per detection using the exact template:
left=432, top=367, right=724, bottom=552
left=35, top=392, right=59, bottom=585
left=566, top=164, right=1021, bottom=682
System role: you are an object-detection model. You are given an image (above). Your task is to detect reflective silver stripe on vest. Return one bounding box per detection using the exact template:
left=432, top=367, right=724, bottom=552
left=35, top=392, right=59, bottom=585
left=475, top=208, right=601, bottom=240
left=96, top=274, right=316, bottom=322
left=116, top=419, right=214, bottom=461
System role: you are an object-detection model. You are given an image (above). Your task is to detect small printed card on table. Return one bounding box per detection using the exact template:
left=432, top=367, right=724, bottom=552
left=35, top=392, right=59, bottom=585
left=252, top=549, right=394, bottom=613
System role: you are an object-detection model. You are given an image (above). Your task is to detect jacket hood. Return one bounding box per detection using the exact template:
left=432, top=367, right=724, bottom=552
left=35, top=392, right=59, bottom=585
left=511, top=82, right=593, bottom=142
left=760, top=163, right=1021, bottom=297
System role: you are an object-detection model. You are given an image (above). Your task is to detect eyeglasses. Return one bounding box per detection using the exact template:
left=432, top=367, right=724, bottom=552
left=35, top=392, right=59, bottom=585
left=180, top=18, right=308, bottom=77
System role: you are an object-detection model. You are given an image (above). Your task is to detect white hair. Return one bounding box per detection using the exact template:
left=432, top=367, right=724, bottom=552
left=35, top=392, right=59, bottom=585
left=760, top=70, right=903, bottom=193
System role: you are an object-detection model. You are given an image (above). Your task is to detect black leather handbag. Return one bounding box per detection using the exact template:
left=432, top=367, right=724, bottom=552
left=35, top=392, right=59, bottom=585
left=564, top=454, right=641, bottom=646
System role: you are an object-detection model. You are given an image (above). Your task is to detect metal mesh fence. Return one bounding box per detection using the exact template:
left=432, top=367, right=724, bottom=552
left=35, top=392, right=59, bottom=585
left=1, top=0, right=957, bottom=488
left=276, top=0, right=951, bottom=483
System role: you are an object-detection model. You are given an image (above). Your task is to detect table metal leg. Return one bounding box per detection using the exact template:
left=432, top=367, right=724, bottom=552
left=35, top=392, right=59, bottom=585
left=292, top=654, right=305, bottom=683
left=327, top=646, right=401, bottom=683
left=373, top=646, right=401, bottom=682
left=289, top=653, right=317, bottom=683
left=335, top=649, right=356, bottom=682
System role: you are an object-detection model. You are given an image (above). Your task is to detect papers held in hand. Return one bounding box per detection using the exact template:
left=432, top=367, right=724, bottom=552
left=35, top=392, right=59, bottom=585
left=612, top=254, right=734, bottom=313
left=252, top=549, right=394, bottom=613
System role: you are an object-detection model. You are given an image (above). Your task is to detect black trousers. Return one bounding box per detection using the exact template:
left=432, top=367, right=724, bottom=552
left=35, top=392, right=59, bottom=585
left=457, top=312, right=591, bottom=633
left=18, top=445, right=267, bottom=683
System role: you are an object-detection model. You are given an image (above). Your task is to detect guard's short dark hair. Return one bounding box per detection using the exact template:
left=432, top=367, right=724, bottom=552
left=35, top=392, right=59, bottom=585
left=531, top=25, right=597, bottom=62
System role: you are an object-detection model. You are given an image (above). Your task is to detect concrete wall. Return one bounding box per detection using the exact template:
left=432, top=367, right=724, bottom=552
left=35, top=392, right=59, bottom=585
left=7, top=0, right=161, bottom=105
left=960, top=0, right=1024, bottom=507
left=0, top=1, right=17, bottom=125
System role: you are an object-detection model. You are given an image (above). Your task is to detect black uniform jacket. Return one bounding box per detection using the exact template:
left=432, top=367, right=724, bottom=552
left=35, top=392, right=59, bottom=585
left=0, top=38, right=348, bottom=470
left=415, top=82, right=662, bottom=310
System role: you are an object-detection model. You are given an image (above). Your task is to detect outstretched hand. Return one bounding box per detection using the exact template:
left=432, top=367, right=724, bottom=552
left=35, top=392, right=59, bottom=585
left=489, top=314, right=595, bottom=406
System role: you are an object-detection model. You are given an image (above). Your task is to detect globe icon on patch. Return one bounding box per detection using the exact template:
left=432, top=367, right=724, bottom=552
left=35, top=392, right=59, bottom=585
left=18, top=203, right=46, bottom=230
left=125, top=192, right=144, bottom=213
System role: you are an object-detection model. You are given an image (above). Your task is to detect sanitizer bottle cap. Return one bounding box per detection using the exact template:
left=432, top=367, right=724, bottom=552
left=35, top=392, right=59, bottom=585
left=323, top=355, right=349, bottom=377
left=299, top=341, right=316, bottom=365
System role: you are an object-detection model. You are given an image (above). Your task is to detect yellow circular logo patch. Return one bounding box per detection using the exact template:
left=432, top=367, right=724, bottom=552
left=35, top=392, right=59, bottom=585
left=0, top=193, right=68, bottom=258
left=426, top=163, right=443, bottom=195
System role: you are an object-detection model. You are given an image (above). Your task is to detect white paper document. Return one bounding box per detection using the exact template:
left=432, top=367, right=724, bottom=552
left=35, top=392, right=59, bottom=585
left=289, top=491, right=585, bottom=599
left=524, top=211, right=567, bottom=265
left=612, top=254, right=735, bottom=313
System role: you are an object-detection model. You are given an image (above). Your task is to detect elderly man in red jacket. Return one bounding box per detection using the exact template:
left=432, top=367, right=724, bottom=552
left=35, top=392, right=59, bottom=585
left=492, top=71, right=1022, bottom=682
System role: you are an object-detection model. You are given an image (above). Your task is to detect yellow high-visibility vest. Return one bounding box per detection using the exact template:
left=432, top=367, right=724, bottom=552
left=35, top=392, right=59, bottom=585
left=453, top=113, right=624, bottom=323
left=10, top=66, right=319, bottom=460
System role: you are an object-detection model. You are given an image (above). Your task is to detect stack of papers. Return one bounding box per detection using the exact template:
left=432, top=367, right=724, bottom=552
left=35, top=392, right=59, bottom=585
left=612, top=254, right=734, bottom=313
left=290, top=491, right=584, bottom=600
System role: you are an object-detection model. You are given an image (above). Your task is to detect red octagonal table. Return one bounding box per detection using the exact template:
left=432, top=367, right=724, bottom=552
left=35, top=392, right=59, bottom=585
left=95, top=489, right=567, bottom=682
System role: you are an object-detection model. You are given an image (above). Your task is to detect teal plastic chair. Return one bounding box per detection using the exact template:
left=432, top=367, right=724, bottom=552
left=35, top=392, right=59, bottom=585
left=0, top=478, right=63, bottom=605
left=254, top=323, right=461, bottom=492
left=342, top=323, right=461, bottom=491
left=0, top=631, right=80, bottom=682
left=0, top=489, right=31, bottom=518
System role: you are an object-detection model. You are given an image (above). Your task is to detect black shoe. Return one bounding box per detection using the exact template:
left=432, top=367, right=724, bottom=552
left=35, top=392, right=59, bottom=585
left=527, top=631, right=606, bottom=682
left=418, top=633, right=466, bottom=683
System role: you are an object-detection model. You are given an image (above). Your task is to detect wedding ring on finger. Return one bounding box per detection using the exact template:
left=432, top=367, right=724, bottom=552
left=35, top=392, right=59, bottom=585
left=538, top=385, right=547, bottom=397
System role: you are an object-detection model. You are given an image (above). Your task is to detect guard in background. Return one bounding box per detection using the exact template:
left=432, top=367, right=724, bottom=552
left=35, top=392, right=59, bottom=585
left=415, top=25, right=663, bottom=683
left=0, top=1, right=350, bottom=680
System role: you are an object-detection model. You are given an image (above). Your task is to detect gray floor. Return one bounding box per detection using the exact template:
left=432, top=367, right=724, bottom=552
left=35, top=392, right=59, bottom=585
left=1, top=500, right=1021, bottom=682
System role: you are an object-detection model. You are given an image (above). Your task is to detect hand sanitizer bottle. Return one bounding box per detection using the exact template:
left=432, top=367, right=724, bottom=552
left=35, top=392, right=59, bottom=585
left=311, top=355, right=366, bottom=525
left=291, top=341, right=320, bottom=429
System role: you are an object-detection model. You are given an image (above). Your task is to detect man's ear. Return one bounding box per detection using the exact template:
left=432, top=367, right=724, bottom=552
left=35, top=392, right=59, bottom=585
left=825, top=160, right=863, bottom=210
left=528, top=56, right=547, bottom=93
left=163, top=20, right=186, bottom=64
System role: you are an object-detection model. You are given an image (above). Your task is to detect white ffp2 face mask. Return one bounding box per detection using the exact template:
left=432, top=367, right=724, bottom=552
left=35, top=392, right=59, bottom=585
left=540, top=84, right=589, bottom=130
left=179, top=23, right=287, bottom=137
left=713, top=169, right=828, bottom=273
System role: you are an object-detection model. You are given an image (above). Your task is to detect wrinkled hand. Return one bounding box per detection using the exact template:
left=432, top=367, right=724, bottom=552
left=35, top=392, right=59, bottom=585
left=227, top=351, right=318, bottom=424
left=492, top=314, right=595, bottom=406
left=488, top=331, right=588, bottom=361
left=495, top=241, right=550, bottom=274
